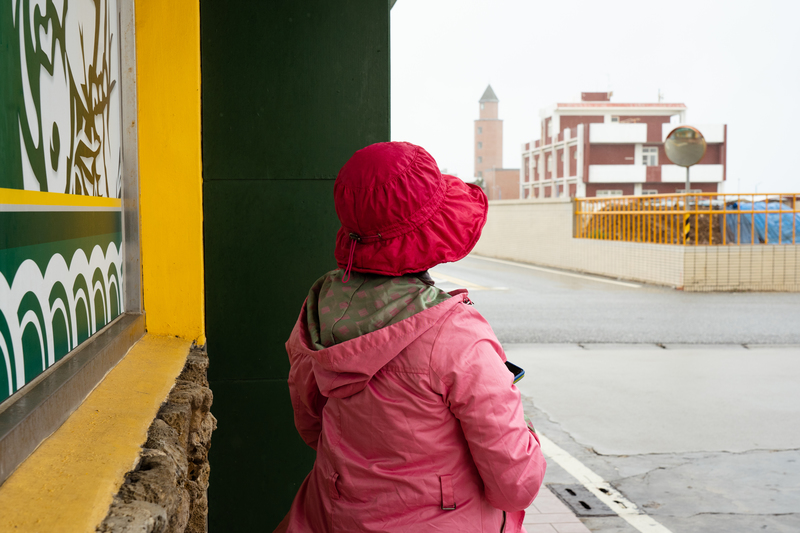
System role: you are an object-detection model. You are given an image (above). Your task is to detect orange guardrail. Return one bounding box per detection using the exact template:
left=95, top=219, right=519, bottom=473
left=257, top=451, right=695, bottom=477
left=575, top=193, right=800, bottom=245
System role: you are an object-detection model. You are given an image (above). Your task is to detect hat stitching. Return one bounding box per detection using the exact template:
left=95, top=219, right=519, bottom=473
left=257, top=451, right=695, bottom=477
left=336, top=144, right=422, bottom=192
left=346, top=183, right=487, bottom=276
left=341, top=176, right=447, bottom=241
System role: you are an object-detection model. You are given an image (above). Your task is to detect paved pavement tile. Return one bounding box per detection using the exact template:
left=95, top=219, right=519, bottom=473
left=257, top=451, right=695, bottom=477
left=526, top=513, right=580, bottom=524
left=525, top=525, right=557, bottom=533
left=524, top=487, right=589, bottom=532
left=553, top=523, right=592, bottom=533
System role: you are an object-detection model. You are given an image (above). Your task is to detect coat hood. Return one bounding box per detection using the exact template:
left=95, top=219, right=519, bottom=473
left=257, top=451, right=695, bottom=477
left=286, top=288, right=468, bottom=399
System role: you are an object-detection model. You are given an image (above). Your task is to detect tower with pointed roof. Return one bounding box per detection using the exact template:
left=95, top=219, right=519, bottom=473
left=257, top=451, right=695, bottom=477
left=475, top=85, right=502, bottom=178
left=475, top=85, right=520, bottom=200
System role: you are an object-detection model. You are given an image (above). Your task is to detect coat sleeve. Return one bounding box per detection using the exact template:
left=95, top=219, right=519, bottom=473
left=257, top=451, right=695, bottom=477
left=429, top=304, right=547, bottom=512
left=287, top=345, right=328, bottom=450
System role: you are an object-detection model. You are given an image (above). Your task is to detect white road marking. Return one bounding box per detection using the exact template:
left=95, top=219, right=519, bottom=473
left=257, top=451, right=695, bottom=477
left=469, top=255, right=641, bottom=288
left=537, top=433, right=673, bottom=533
left=429, top=270, right=507, bottom=291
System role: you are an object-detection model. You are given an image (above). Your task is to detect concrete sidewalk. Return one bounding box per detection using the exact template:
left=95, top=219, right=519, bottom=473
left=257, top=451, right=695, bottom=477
left=511, top=343, right=800, bottom=533
left=524, top=486, right=591, bottom=533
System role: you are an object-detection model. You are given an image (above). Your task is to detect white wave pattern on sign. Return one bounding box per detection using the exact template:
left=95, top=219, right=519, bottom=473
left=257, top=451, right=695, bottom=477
left=0, top=242, right=123, bottom=397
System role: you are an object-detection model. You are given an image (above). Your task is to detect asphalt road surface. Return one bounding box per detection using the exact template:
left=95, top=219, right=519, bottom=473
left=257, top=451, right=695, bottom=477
left=433, top=256, right=800, bottom=533
left=431, top=255, right=800, bottom=345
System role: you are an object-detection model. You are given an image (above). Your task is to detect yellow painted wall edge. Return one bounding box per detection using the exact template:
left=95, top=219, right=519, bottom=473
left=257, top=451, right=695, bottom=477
left=0, top=335, right=192, bottom=532
left=135, top=0, right=205, bottom=344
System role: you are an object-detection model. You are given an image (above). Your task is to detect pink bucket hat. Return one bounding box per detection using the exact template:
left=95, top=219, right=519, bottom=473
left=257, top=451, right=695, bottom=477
left=334, top=142, right=488, bottom=279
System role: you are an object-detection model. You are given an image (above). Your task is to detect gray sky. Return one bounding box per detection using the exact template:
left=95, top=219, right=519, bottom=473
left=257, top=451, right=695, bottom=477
left=391, top=0, right=800, bottom=193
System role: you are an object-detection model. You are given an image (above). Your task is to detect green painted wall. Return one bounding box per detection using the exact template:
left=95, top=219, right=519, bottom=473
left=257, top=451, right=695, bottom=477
left=201, top=1, right=390, bottom=528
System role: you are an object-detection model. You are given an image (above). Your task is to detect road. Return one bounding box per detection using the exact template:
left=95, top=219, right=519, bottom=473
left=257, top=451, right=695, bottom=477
left=433, top=256, right=800, bottom=533
left=431, top=255, right=800, bottom=345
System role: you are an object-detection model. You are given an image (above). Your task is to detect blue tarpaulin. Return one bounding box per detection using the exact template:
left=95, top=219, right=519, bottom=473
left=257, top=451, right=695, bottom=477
left=725, top=202, right=800, bottom=244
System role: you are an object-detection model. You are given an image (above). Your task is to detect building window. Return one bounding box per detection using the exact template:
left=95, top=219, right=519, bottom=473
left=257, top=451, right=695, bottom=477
left=597, top=189, right=624, bottom=196
left=642, top=147, right=658, bottom=166
left=547, top=121, right=553, bottom=137
left=611, top=116, right=619, bottom=123
left=481, top=103, right=485, bottom=110
left=477, top=156, right=482, bottom=163
left=642, top=189, right=658, bottom=195
left=478, top=127, right=482, bottom=134
left=478, top=171, right=482, bottom=177
left=547, top=155, right=553, bottom=175
left=561, top=152, right=565, bottom=163
left=531, top=159, right=536, bottom=168
left=573, top=150, right=578, bottom=160
left=478, top=142, right=483, bottom=149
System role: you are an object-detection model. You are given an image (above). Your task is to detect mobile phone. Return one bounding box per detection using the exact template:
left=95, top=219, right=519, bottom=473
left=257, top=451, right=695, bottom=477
left=504, top=361, right=525, bottom=384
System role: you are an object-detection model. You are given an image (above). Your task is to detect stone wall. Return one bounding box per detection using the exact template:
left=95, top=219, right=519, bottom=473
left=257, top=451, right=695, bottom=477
left=97, top=347, right=216, bottom=533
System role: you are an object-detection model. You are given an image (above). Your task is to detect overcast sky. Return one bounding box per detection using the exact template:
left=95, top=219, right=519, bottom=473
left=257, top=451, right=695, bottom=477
left=390, top=0, right=800, bottom=193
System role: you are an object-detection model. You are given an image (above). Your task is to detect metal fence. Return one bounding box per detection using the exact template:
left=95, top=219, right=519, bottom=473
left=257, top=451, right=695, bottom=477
left=575, top=193, right=800, bottom=245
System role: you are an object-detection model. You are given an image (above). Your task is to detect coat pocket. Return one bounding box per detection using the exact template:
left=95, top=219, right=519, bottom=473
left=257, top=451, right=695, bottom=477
left=439, top=474, right=456, bottom=510
left=329, top=471, right=340, bottom=500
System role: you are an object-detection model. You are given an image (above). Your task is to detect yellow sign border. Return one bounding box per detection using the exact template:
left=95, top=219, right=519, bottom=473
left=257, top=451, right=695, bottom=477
left=0, top=188, right=122, bottom=208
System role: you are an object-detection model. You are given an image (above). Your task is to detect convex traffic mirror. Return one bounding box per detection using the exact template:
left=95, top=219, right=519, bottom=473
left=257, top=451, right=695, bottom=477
left=664, top=126, right=707, bottom=167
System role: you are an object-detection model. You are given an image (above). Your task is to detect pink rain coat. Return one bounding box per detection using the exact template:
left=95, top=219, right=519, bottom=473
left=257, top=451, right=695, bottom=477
left=280, top=290, right=546, bottom=532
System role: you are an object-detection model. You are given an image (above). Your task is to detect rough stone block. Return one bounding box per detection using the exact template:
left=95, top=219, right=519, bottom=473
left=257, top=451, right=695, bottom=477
left=98, top=348, right=214, bottom=533
left=97, top=500, right=168, bottom=533
left=179, top=352, right=210, bottom=388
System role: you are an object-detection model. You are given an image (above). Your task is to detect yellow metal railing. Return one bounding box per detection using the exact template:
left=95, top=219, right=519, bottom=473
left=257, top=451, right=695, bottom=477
left=575, top=193, right=800, bottom=245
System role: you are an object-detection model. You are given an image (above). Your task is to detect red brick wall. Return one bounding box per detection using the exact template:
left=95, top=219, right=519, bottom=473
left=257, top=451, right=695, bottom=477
left=589, top=144, right=635, bottom=165
left=618, top=115, right=671, bottom=143
left=544, top=153, right=553, bottom=179
left=524, top=156, right=530, bottom=182
left=484, top=168, right=520, bottom=200
left=475, top=119, right=502, bottom=176
left=560, top=115, right=604, bottom=133
left=569, top=183, right=577, bottom=197
left=480, top=101, right=498, bottom=119
left=699, top=144, right=721, bottom=164
left=569, top=146, right=577, bottom=176
left=646, top=166, right=662, bottom=182
left=557, top=148, right=564, bottom=178
left=581, top=92, right=611, bottom=101
left=655, top=144, right=668, bottom=166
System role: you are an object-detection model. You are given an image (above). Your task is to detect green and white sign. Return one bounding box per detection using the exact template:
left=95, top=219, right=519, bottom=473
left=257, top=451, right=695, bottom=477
left=1, top=0, right=123, bottom=402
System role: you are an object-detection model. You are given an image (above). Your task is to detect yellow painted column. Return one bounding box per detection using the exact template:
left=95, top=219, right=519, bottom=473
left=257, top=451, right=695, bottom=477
left=135, top=0, right=205, bottom=343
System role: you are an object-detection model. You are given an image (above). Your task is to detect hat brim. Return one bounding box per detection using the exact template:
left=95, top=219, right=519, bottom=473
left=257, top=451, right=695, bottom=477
left=335, top=174, right=488, bottom=276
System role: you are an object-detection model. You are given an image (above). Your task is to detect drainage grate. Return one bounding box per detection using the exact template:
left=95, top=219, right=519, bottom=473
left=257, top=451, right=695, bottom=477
left=546, top=483, right=616, bottom=517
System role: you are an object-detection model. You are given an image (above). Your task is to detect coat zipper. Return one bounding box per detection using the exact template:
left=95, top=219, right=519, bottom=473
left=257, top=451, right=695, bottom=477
left=500, top=511, right=506, bottom=532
